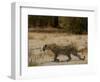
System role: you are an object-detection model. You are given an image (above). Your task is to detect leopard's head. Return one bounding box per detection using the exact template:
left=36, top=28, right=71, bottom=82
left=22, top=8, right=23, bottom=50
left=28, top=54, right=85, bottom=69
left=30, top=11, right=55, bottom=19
left=42, top=43, right=56, bottom=51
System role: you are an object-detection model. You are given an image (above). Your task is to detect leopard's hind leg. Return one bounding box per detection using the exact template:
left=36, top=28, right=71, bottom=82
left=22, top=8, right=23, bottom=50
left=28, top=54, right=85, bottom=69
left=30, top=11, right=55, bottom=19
left=73, top=53, right=85, bottom=60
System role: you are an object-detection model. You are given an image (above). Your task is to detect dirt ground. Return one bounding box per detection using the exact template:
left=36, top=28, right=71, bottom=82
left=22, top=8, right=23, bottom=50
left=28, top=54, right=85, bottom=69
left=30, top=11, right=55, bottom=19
left=28, top=32, right=88, bottom=66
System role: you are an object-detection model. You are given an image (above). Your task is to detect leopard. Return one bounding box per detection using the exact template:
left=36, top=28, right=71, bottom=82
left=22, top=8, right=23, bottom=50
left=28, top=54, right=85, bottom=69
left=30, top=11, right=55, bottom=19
left=43, top=43, right=85, bottom=62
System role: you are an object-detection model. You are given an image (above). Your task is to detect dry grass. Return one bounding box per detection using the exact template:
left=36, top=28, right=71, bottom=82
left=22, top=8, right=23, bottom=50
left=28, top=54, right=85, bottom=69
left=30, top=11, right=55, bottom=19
left=28, top=32, right=88, bottom=66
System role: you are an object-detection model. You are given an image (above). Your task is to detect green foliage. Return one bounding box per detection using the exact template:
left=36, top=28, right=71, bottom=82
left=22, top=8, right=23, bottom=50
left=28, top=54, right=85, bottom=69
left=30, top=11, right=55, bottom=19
left=59, top=17, right=88, bottom=34
left=28, top=15, right=88, bottom=34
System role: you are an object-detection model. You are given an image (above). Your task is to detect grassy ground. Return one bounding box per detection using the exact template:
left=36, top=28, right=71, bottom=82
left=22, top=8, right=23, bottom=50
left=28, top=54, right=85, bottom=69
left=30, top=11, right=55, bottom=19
left=28, top=32, right=88, bottom=66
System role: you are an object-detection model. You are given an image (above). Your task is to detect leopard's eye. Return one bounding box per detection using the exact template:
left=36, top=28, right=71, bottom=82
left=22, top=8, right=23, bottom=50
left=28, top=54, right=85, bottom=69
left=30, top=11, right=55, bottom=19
left=45, top=44, right=47, bottom=48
